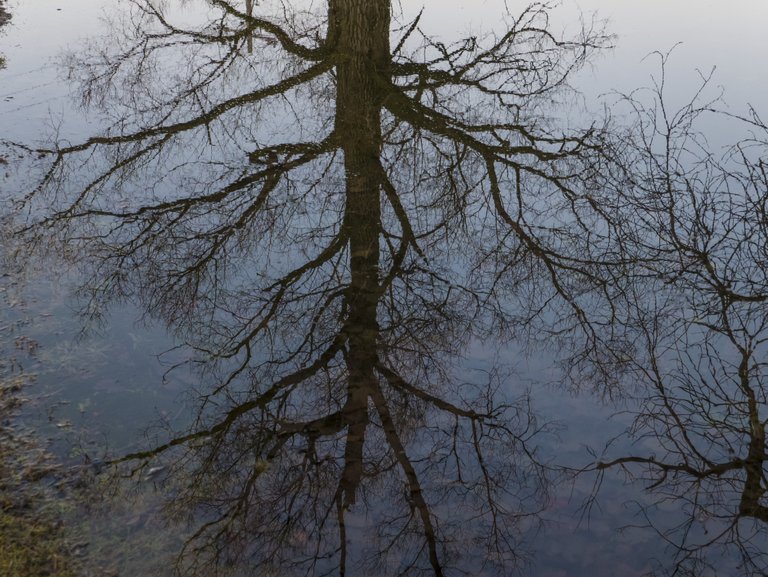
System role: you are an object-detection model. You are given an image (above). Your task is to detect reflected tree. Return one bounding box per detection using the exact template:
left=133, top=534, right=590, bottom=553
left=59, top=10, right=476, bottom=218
left=583, top=58, right=768, bottom=576
left=8, top=1, right=620, bottom=576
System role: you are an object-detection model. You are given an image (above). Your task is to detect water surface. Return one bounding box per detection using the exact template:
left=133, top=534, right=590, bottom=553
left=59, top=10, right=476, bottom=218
left=1, top=2, right=767, bottom=576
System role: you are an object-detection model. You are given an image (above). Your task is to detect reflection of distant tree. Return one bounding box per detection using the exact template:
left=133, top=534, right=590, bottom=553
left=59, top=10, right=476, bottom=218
left=582, top=56, right=768, bottom=576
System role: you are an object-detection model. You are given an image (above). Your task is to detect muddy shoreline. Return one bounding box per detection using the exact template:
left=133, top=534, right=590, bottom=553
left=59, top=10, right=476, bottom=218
left=0, top=253, right=80, bottom=577
left=0, top=378, right=81, bottom=576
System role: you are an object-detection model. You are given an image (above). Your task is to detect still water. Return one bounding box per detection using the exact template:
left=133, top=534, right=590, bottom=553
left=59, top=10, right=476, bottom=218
left=1, top=1, right=767, bottom=576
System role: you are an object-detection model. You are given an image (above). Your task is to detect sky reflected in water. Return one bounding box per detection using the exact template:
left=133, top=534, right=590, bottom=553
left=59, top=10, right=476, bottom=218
left=1, top=2, right=767, bottom=576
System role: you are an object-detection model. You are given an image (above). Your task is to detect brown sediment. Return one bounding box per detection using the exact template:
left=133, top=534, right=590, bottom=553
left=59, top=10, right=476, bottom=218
left=0, top=379, right=81, bottom=577
left=0, top=288, right=79, bottom=577
left=0, top=353, right=87, bottom=576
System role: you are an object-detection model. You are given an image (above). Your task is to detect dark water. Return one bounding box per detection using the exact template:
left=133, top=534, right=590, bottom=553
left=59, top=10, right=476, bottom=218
left=1, top=2, right=767, bottom=576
